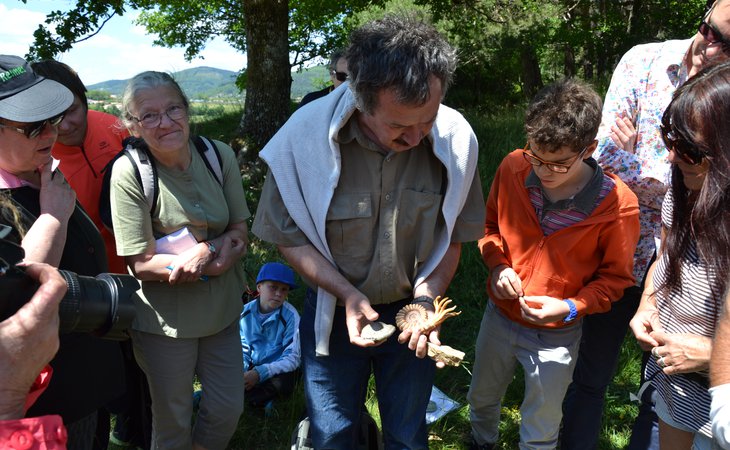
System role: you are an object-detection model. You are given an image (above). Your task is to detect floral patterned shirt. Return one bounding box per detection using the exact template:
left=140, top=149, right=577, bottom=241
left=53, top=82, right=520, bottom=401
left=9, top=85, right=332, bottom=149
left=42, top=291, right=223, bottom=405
left=594, top=38, right=692, bottom=283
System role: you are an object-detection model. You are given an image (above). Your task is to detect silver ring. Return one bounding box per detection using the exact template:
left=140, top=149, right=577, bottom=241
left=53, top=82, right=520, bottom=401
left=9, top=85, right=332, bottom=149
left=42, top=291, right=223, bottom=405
left=657, top=356, right=666, bottom=368
left=652, top=347, right=659, bottom=358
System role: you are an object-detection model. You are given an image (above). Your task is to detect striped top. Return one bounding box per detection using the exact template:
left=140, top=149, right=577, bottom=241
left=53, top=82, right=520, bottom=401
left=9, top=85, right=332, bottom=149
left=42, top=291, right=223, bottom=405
left=647, top=188, right=720, bottom=437
left=526, top=158, right=616, bottom=236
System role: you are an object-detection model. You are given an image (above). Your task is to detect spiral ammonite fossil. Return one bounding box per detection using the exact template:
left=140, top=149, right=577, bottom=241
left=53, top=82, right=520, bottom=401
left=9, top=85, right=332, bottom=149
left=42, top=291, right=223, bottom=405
left=395, top=296, right=461, bottom=334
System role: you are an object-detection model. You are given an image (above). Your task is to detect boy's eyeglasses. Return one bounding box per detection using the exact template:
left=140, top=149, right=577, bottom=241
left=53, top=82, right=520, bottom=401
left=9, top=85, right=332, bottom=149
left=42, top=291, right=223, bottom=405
left=129, top=104, right=187, bottom=129
left=699, top=3, right=730, bottom=56
left=332, top=71, right=348, bottom=82
left=521, top=143, right=587, bottom=173
left=0, top=113, right=65, bottom=139
left=660, top=123, right=706, bottom=166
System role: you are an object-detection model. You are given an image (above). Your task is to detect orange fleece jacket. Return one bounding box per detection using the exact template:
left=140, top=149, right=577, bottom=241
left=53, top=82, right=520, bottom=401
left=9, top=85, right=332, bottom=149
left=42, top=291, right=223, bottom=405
left=52, top=110, right=128, bottom=273
left=479, top=149, right=640, bottom=328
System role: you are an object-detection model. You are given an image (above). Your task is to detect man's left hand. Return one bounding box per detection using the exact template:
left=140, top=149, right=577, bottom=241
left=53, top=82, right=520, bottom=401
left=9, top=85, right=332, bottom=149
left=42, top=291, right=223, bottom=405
left=397, top=305, right=445, bottom=368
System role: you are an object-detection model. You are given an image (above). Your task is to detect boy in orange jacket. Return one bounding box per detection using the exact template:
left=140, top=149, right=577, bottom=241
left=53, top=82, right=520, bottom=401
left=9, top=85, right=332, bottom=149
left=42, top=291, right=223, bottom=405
left=467, top=79, right=640, bottom=450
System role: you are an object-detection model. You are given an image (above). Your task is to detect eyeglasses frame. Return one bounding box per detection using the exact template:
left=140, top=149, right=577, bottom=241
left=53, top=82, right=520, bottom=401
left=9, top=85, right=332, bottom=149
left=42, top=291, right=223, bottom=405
left=521, top=142, right=589, bottom=173
left=129, top=104, right=187, bottom=129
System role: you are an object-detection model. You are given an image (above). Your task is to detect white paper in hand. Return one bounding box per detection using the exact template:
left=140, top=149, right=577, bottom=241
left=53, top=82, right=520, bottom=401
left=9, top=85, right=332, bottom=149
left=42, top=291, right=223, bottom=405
left=155, top=227, right=198, bottom=255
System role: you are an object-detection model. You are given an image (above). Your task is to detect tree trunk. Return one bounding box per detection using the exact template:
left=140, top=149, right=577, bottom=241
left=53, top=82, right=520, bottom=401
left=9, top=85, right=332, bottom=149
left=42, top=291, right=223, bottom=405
left=238, top=0, right=291, bottom=159
left=520, top=44, right=543, bottom=99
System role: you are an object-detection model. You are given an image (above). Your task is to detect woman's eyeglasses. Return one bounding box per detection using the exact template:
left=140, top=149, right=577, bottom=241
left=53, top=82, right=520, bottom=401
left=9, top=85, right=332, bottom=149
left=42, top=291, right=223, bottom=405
left=332, top=71, right=348, bottom=82
left=130, top=104, right=187, bottom=129
left=521, top=143, right=587, bottom=173
left=699, top=4, right=730, bottom=56
left=0, top=113, right=65, bottom=139
left=660, top=123, right=706, bottom=166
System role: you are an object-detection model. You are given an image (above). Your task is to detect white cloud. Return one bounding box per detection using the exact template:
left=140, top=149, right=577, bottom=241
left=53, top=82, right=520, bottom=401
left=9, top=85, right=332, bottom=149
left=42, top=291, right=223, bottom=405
left=0, top=1, right=246, bottom=85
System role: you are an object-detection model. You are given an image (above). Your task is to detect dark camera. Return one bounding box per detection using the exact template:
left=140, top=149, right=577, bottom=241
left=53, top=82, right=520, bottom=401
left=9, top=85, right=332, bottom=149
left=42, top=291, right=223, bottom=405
left=0, top=239, right=137, bottom=340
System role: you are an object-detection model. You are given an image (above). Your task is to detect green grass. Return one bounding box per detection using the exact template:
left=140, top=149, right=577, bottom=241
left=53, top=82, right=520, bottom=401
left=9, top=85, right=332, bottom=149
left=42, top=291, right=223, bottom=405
left=110, top=105, right=645, bottom=449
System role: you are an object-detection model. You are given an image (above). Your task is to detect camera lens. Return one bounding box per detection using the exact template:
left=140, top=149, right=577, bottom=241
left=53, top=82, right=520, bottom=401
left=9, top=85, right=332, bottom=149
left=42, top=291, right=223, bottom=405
left=57, top=271, right=138, bottom=340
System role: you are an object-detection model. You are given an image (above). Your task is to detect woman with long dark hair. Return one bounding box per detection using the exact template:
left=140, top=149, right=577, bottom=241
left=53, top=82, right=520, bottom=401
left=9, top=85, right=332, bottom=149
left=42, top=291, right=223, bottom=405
left=630, top=59, right=730, bottom=450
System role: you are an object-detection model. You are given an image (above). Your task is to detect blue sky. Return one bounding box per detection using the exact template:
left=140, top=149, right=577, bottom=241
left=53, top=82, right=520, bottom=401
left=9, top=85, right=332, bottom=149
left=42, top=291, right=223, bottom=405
left=0, top=0, right=246, bottom=85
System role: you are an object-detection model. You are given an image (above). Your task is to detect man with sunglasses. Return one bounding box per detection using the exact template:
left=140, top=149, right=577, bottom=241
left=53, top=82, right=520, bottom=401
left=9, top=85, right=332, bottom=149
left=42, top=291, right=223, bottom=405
left=299, top=48, right=349, bottom=107
left=561, top=2, right=730, bottom=450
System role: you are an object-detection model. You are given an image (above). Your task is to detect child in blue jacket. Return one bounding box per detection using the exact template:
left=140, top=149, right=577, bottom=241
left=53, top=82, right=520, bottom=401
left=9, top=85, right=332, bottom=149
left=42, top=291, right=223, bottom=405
left=240, top=262, right=301, bottom=407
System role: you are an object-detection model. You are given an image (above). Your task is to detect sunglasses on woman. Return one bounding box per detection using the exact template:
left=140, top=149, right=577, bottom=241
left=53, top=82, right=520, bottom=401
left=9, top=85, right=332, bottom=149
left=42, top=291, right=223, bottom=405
left=660, top=123, right=706, bottom=166
left=0, top=113, right=65, bottom=139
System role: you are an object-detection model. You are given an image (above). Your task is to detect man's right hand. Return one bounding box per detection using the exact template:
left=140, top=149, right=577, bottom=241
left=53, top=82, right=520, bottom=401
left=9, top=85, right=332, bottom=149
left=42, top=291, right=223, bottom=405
left=344, top=294, right=380, bottom=348
left=609, top=111, right=637, bottom=152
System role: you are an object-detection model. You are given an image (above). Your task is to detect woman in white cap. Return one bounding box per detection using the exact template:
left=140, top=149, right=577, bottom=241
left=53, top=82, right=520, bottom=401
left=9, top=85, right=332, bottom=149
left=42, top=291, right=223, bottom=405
left=0, top=55, right=125, bottom=450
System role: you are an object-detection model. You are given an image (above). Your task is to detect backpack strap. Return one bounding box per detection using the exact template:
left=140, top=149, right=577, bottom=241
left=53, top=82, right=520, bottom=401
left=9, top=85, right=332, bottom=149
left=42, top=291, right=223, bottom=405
left=192, top=135, right=224, bottom=186
left=122, top=138, right=158, bottom=215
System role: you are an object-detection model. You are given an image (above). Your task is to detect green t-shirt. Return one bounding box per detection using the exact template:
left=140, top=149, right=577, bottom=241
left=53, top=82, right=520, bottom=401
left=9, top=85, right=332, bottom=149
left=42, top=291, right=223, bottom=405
left=110, top=139, right=250, bottom=337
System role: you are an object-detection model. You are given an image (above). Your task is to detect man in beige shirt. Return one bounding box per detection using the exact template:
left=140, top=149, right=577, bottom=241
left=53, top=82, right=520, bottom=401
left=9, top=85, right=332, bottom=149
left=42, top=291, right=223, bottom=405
left=253, top=13, right=484, bottom=450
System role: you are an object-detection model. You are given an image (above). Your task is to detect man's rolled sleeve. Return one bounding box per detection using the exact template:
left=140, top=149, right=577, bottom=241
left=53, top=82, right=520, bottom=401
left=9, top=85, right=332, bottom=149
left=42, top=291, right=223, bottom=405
left=252, top=170, right=311, bottom=247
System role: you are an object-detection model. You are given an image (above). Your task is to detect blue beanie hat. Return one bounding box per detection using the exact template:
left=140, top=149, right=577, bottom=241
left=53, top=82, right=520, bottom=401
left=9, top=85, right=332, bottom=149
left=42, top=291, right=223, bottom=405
left=256, top=262, right=297, bottom=289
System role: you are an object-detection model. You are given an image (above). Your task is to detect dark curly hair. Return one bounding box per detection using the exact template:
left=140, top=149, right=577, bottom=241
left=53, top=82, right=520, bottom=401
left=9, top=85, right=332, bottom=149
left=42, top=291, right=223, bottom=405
left=524, top=78, right=602, bottom=153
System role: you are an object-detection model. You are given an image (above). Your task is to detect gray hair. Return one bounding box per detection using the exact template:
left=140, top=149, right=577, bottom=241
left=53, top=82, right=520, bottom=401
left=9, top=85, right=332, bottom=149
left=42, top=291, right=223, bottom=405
left=328, top=48, right=346, bottom=73
left=345, top=13, right=457, bottom=114
left=120, top=71, right=189, bottom=128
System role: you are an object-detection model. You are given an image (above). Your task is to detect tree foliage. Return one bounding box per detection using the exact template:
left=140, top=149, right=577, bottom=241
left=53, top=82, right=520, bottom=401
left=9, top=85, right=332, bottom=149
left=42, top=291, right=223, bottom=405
left=420, top=0, right=708, bottom=107
left=20, top=0, right=710, bottom=146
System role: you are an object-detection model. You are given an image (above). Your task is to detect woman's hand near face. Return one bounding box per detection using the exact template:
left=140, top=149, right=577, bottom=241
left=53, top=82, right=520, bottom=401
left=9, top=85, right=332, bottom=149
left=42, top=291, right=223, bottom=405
left=21, top=162, right=77, bottom=265
left=38, top=161, right=75, bottom=221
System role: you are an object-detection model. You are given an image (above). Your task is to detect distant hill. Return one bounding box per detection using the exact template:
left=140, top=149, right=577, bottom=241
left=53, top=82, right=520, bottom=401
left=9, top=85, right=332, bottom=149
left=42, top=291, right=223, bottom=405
left=88, top=65, right=331, bottom=101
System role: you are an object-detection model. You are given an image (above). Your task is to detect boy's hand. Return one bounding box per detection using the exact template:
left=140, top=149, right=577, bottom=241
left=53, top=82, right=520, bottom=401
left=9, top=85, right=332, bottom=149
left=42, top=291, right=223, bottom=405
left=491, top=265, right=523, bottom=300
left=243, top=369, right=260, bottom=390
left=519, top=296, right=570, bottom=325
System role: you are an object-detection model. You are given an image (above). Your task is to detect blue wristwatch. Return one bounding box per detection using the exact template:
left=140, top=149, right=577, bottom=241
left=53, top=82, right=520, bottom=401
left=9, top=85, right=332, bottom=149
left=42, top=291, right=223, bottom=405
left=563, top=299, right=577, bottom=323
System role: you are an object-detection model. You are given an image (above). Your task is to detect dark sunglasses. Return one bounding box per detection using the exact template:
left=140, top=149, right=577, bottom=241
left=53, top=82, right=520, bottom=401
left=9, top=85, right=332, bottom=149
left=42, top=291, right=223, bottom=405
left=332, top=71, right=348, bottom=82
left=660, top=123, right=706, bottom=165
left=699, top=21, right=730, bottom=56
left=0, top=113, right=65, bottom=139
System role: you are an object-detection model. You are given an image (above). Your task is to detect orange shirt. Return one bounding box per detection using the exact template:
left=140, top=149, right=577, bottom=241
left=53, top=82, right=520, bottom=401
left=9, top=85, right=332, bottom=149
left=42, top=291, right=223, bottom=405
left=52, top=110, right=129, bottom=273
